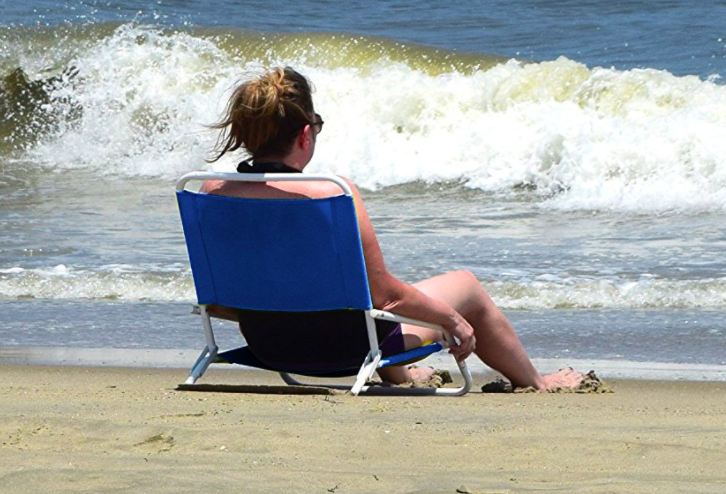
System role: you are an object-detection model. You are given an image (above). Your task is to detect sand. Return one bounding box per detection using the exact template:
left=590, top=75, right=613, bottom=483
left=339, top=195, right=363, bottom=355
left=1, top=365, right=725, bottom=493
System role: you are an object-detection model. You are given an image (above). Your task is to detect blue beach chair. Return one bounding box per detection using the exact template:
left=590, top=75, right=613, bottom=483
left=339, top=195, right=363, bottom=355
left=175, top=171, right=472, bottom=395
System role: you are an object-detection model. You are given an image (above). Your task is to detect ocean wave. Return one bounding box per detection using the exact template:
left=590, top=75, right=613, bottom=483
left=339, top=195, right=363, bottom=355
left=489, top=277, right=726, bottom=310
left=2, top=23, right=726, bottom=212
left=0, top=264, right=194, bottom=302
left=2, top=263, right=724, bottom=309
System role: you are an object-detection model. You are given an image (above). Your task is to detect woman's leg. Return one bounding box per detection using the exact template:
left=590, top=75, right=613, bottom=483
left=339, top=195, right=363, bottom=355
left=379, top=270, right=582, bottom=390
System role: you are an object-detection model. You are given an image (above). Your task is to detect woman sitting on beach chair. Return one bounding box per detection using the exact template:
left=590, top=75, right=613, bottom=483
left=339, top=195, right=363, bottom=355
left=202, top=66, right=583, bottom=391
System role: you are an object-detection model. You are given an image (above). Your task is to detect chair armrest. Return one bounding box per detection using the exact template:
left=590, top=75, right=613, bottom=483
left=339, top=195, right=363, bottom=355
left=368, top=309, right=455, bottom=346
left=192, top=305, right=240, bottom=323
left=369, top=308, right=443, bottom=331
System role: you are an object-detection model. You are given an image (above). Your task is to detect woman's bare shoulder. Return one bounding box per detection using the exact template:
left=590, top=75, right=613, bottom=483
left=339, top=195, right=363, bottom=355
left=250, top=175, right=355, bottom=199
left=197, top=176, right=353, bottom=200
left=302, top=176, right=355, bottom=198
left=199, top=179, right=226, bottom=194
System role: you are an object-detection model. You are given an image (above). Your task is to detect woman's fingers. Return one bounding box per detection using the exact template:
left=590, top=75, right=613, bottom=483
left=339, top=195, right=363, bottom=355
left=444, top=315, right=476, bottom=361
left=449, top=334, right=475, bottom=361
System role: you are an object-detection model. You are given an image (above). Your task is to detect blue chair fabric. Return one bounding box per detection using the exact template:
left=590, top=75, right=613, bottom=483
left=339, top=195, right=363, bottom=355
left=177, top=190, right=373, bottom=312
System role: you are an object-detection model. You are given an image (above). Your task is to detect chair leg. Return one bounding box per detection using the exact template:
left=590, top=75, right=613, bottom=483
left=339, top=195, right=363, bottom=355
left=433, top=328, right=473, bottom=395
left=351, top=350, right=381, bottom=396
left=184, top=306, right=220, bottom=385
left=279, top=352, right=471, bottom=396
left=355, top=355, right=473, bottom=396
left=185, top=345, right=218, bottom=385
left=278, top=372, right=354, bottom=390
left=277, top=350, right=382, bottom=394
left=279, top=372, right=303, bottom=386
left=430, top=358, right=472, bottom=396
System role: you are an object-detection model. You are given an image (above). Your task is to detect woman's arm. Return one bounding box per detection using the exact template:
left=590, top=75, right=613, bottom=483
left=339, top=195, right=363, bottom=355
left=346, top=180, right=476, bottom=361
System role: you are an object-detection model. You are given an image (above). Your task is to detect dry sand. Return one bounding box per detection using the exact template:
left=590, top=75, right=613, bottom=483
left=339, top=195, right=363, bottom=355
left=1, top=365, right=725, bottom=494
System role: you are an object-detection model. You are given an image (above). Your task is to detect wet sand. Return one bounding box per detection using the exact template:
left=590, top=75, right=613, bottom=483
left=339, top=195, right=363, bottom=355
left=1, top=365, right=725, bottom=493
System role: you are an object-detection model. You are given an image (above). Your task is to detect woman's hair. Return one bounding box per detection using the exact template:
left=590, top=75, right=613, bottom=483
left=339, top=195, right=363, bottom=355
left=208, top=67, right=314, bottom=162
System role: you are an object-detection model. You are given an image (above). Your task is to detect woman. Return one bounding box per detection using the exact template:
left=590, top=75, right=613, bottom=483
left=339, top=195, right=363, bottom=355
left=203, top=67, right=582, bottom=390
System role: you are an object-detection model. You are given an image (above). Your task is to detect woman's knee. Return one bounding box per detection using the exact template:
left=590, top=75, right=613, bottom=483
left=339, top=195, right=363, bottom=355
left=437, top=269, right=483, bottom=296
left=450, top=270, right=503, bottom=321
left=454, top=269, right=481, bottom=288
left=414, top=269, right=492, bottom=316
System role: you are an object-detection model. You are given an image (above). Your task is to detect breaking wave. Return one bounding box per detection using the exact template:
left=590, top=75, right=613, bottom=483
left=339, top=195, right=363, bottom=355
left=2, top=263, right=725, bottom=309
left=2, top=23, right=726, bottom=213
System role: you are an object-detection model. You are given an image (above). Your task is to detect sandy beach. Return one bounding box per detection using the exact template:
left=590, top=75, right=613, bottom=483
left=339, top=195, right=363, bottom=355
left=1, top=365, right=724, bottom=493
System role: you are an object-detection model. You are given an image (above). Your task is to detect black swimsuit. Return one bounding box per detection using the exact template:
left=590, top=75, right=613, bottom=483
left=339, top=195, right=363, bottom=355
left=234, top=160, right=405, bottom=372
left=236, top=159, right=301, bottom=174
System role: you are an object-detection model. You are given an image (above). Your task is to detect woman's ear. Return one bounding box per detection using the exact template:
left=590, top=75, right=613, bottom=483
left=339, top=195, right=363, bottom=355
left=298, top=124, right=313, bottom=149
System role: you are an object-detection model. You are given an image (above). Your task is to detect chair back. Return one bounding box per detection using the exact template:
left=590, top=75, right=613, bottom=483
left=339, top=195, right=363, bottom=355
left=176, top=181, right=373, bottom=312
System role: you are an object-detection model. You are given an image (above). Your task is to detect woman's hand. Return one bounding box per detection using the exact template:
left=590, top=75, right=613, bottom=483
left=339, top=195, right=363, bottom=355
left=445, top=312, right=476, bottom=362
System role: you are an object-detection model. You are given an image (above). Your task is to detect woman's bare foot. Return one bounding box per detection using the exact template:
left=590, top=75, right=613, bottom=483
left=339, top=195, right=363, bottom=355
left=408, top=366, right=436, bottom=382
left=377, top=365, right=436, bottom=384
left=538, top=368, right=584, bottom=391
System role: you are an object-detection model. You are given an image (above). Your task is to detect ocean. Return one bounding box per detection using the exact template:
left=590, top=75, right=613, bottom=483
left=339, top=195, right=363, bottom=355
left=1, top=0, right=725, bottom=380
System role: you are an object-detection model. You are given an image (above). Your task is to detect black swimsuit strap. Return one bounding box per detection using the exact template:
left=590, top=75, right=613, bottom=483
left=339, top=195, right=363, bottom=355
left=236, top=159, right=301, bottom=174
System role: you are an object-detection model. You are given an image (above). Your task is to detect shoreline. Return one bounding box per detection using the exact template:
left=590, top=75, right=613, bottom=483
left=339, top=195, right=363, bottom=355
left=2, top=345, right=726, bottom=382
left=1, top=364, right=725, bottom=493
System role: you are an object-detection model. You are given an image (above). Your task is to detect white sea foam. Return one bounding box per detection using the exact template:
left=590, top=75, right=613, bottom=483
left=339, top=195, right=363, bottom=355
left=0, top=263, right=195, bottom=302
left=28, top=25, right=243, bottom=178
left=488, top=277, right=726, bottom=310
left=310, top=58, right=726, bottom=214
left=2, top=262, right=725, bottom=309
left=22, top=24, right=726, bottom=214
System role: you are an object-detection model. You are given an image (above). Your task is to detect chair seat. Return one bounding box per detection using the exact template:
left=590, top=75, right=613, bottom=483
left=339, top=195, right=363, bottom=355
left=218, top=342, right=447, bottom=378
left=378, top=342, right=445, bottom=367
left=217, top=346, right=360, bottom=378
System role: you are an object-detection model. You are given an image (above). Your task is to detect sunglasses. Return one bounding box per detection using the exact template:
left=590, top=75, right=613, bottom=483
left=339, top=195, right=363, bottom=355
left=311, top=113, right=324, bottom=135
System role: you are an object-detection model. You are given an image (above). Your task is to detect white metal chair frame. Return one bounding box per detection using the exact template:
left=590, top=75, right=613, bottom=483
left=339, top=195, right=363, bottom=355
left=177, top=172, right=472, bottom=396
